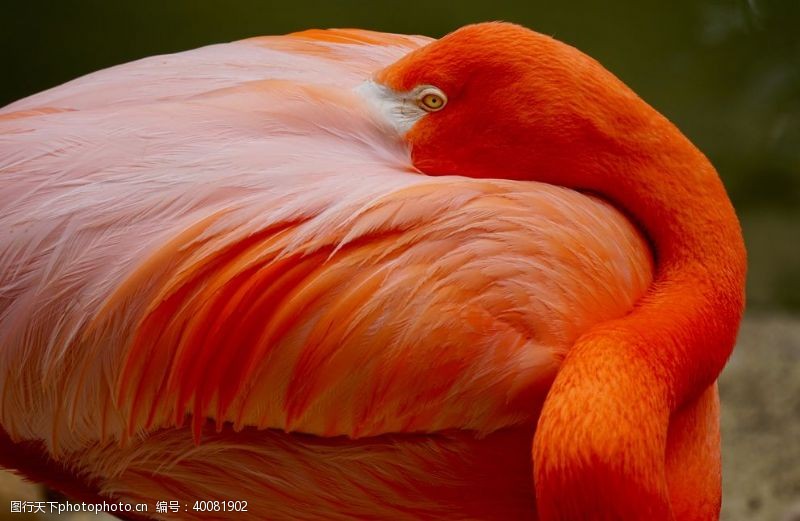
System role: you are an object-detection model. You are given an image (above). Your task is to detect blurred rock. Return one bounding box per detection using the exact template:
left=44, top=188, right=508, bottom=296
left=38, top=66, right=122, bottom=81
left=721, top=313, right=800, bottom=520
left=779, top=501, right=800, bottom=521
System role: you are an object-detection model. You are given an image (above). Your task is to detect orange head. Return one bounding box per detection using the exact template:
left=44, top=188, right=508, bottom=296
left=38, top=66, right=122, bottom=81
left=373, top=23, right=658, bottom=190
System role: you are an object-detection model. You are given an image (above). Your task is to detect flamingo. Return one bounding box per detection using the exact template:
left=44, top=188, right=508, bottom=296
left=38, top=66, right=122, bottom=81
left=0, top=22, right=746, bottom=520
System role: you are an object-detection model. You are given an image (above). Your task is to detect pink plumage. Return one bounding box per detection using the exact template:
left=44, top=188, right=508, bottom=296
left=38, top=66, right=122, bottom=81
left=0, top=28, right=652, bottom=519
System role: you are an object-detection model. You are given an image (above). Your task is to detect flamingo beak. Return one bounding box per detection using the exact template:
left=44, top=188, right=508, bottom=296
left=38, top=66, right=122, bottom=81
left=355, top=80, right=426, bottom=136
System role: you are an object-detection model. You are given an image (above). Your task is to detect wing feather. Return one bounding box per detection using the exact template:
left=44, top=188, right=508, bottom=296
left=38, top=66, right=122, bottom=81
left=0, top=31, right=652, bottom=456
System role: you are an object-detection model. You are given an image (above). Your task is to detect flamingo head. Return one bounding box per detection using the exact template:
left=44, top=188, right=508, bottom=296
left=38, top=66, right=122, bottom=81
left=364, top=22, right=665, bottom=194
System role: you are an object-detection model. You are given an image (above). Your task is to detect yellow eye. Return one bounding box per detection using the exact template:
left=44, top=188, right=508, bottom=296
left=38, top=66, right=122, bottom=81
left=417, top=87, right=447, bottom=112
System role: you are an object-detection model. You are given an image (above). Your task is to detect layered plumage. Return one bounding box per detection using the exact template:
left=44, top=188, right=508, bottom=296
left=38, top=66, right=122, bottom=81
left=0, top=23, right=744, bottom=520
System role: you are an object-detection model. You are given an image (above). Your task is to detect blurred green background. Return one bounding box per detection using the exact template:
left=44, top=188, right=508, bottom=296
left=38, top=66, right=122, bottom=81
left=1, top=0, right=798, bottom=311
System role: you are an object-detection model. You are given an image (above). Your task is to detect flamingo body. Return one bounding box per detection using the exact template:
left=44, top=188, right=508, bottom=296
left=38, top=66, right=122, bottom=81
left=0, top=24, right=744, bottom=520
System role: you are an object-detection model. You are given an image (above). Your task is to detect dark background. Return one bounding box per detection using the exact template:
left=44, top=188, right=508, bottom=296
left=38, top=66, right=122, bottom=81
left=2, top=0, right=797, bottom=311
left=0, top=3, right=799, bottom=518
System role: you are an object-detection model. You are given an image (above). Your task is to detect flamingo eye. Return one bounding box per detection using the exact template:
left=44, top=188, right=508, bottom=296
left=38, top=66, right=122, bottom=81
left=417, top=87, right=447, bottom=112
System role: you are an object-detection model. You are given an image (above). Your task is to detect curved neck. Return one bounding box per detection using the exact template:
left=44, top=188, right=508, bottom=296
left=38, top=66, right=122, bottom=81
left=591, top=126, right=746, bottom=406
left=532, top=118, right=746, bottom=519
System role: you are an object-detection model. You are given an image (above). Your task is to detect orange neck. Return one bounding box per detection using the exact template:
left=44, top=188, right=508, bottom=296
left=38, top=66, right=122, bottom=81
left=531, top=115, right=746, bottom=518
left=590, top=120, right=746, bottom=405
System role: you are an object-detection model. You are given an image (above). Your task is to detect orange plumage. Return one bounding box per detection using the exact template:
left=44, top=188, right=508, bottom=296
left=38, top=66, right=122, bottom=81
left=0, top=23, right=745, bottom=520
